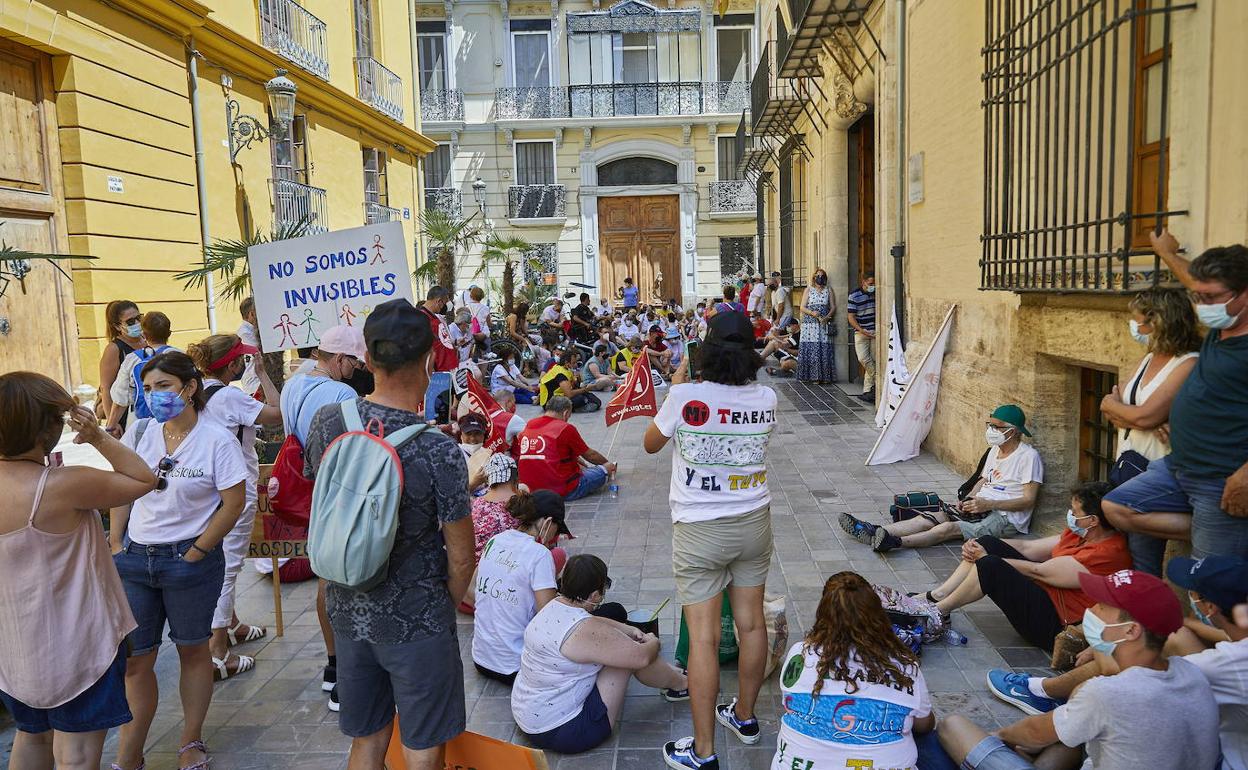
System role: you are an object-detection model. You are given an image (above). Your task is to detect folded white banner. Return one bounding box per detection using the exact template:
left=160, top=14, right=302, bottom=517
left=875, top=307, right=912, bottom=429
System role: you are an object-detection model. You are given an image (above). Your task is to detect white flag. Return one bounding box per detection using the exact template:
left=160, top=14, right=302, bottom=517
left=875, top=308, right=912, bottom=428
left=866, top=305, right=957, bottom=466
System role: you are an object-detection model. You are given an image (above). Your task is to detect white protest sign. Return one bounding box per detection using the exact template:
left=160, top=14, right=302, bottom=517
left=246, top=221, right=413, bottom=352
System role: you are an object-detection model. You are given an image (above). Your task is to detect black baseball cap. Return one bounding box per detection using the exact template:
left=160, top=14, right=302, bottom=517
left=532, top=489, right=574, bottom=538
left=706, top=309, right=754, bottom=349
left=364, top=299, right=432, bottom=366
left=457, top=412, right=488, bottom=436
left=1167, top=556, right=1248, bottom=615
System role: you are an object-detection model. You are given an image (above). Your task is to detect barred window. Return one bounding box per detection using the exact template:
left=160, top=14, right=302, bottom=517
left=981, top=0, right=1189, bottom=293
left=719, top=236, right=755, bottom=285
left=523, top=243, right=559, bottom=304
left=1078, top=367, right=1119, bottom=482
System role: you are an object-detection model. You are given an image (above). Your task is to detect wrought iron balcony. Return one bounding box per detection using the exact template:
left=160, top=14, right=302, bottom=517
left=272, top=178, right=327, bottom=234
left=779, top=0, right=878, bottom=83
left=423, top=187, right=463, bottom=218
left=569, top=82, right=702, bottom=118
left=508, top=184, right=566, bottom=220
left=496, top=87, right=570, bottom=120
left=709, top=180, right=756, bottom=213
left=355, top=57, right=404, bottom=123
left=259, top=0, right=330, bottom=81
left=751, top=41, right=804, bottom=137
left=420, top=88, right=464, bottom=123
left=364, top=201, right=401, bottom=224
left=704, top=81, right=751, bottom=115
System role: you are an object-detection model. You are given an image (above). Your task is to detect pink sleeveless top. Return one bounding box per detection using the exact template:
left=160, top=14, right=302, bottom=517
left=0, top=467, right=136, bottom=708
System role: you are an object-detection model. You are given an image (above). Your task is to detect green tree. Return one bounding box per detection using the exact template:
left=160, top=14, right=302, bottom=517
left=0, top=221, right=95, bottom=300
left=415, top=209, right=483, bottom=294
left=476, top=233, right=537, bottom=316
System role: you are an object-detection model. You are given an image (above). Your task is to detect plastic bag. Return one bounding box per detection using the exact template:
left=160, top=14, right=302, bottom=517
left=675, top=591, right=739, bottom=667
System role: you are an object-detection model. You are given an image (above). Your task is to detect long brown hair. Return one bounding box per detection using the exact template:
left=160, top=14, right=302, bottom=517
left=105, top=300, right=139, bottom=341
left=804, top=572, right=918, bottom=698
left=1128, top=288, right=1202, bottom=357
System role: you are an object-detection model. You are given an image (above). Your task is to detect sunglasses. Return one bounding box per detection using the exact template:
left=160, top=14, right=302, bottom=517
left=154, top=456, right=175, bottom=492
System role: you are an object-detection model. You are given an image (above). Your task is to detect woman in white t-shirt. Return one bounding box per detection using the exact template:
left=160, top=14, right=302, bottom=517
left=187, top=334, right=284, bottom=680
left=109, top=351, right=248, bottom=770
left=1099, top=287, right=1202, bottom=575
left=490, top=347, right=537, bottom=404
left=617, top=313, right=641, bottom=341
left=644, top=310, right=778, bottom=769
left=511, top=555, right=688, bottom=754
left=773, top=572, right=934, bottom=770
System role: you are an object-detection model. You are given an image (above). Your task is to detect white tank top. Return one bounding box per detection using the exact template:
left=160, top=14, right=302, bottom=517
left=510, top=599, right=601, bottom=734
left=1119, top=352, right=1199, bottom=461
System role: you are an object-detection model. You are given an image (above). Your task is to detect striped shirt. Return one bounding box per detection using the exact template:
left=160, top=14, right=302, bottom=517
left=847, top=289, right=876, bottom=332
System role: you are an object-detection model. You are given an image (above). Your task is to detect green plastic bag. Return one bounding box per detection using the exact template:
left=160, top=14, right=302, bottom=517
left=674, top=591, right=739, bottom=667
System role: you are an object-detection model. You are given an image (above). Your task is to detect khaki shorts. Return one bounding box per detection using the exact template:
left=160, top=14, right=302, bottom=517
left=672, top=504, right=774, bottom=606
left=957, top=511, right=1022, bottom=541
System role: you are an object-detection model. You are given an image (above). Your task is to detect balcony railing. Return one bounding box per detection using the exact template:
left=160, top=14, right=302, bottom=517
left=704, top=81, right=751, bottom=115
left=259, top=0, right=330, bottom=81
left=272, top=178, right=328, bottom=234
left=709, top=180, right=756, bottom=213
left=508, top=184, right=566, bottom=219
left=424, top=187, right=463, bottom=218
left=751, top=41, right=804, bottom=137
left=355, top=57, right=404, bottom=123
left=364, top=201, right=401, bottom=224
left=497, top=87, right=570, bottom=119
left=420, top=88, right=464, bottom=123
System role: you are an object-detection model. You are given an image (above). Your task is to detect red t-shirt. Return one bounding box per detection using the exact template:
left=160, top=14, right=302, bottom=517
left=753, top=318, right=773, bottom=339
left=420, top=306, right=459, bottom=372
left=516, top=415, right=589, bottom=496
left=1040, top=529, right=1133, bottom=624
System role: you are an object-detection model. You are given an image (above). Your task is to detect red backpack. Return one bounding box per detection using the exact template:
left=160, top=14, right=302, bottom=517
left=268, top=379, right=336, bottom=527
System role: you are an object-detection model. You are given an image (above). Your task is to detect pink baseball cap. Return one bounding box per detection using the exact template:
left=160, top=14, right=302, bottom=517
left=318, top=325, right=366, bottom=359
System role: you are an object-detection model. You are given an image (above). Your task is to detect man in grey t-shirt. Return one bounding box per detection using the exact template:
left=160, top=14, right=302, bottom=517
left=937, top=569, right=1219, bottom=770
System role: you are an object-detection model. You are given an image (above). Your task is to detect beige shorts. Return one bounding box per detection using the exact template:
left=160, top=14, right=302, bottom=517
left=956, top=511, right=1022, bottom=541
left=672, top=504, right=774, bottom=606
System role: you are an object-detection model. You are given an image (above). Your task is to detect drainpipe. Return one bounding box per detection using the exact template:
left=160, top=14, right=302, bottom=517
left=188, top=41, right=217, bottom=332
left=890, top=0, right=907, bottom=344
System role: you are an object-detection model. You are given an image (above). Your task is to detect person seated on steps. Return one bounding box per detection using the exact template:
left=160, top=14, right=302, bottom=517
left=840, top=404, right=1043, bottom=553
left=936, top=570, right=1219, bottom=770
left=920, top=482, right=1131, bottom=653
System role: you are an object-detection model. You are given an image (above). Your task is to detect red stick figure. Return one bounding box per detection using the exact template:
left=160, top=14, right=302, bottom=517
left=340, top=304, right=357, bottom=326
left=371, top=234, right=387, bottom=265
left=273, top=313, right=297, bottom=346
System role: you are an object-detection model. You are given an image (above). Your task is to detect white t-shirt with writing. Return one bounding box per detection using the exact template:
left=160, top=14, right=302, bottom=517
left=773, top=642, right=931, bottom=770
left=654, top=381, right=778, bottom=523
left=122, top=417, right=249, bottom=544
left=202, top=378, right=265, bottom=504
left=978, top=442, right=1044, bottom=534
left=472, top=529, right=557, bottom=676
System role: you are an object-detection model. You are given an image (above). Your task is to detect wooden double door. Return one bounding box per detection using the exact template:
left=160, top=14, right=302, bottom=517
left=598, top=195, right=681, bottom=303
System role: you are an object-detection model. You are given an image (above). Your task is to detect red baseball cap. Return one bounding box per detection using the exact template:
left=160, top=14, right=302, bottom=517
left=1078, top=569, right=1183, bottom=637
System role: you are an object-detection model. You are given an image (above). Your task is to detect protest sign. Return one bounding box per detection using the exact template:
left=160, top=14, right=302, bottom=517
left=247, top=221, right=413, bottom=352
left=867, top=305, right=956, bottom=466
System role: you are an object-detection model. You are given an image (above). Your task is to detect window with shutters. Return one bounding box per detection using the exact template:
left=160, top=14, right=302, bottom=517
left=363, top=148, right=388, bottom=207
left=717, top=136, right=743, bottom=181
left=270, top=113, right=309, bottom=184
left=424, top=143, right=451, bottom=190
left=417, top=22, right=447, bottom=93
left=512, top=20, right=552, bottom=88
left=514, top=140, right=555, bottom=186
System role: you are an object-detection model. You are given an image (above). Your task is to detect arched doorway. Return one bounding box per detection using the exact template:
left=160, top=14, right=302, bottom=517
left=594, top=156, right=682, bottom=305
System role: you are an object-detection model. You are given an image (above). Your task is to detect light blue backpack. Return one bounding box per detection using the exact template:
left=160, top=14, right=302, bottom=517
left=307, top=400, right=427, bottom=591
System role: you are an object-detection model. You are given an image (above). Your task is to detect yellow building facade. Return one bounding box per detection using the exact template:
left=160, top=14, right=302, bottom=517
left=0, top=0, right=435, bottom=388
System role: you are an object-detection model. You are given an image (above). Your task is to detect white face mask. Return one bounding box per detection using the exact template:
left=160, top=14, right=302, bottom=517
left=1128, top=319, right=1151, bottom=345
left=1196, top=296, right=1242, bottom=330
left=985, top=426, right=1011, bottom=446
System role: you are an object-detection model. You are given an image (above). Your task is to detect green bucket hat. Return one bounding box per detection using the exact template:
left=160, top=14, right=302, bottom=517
left=990, top=404, right=1032, bottom=437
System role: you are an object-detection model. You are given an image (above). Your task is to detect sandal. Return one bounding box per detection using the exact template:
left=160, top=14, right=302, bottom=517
left=110, top=760, right=144, bottom=770
left=226, top=620, right=266, bottom=646
left=212, top=653, right=255, bottom=681
left=178, top=740, right=210, bottom=770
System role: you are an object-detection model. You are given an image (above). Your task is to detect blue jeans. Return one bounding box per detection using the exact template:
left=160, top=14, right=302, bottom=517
left=1103, top=456, right=1243, bottom=576
left=113, top=537, right=225, bottom=655
left=424, top=371, right=452, bottom=422
left=0, top=643, right=130, bottom=734
left=564, top=465, right=609, bottom=501
left=961, top=735, right=1037, bottom=770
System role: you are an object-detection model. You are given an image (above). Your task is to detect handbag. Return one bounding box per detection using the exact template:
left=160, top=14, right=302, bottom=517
left=1108, top=367, right=1149, bottom=488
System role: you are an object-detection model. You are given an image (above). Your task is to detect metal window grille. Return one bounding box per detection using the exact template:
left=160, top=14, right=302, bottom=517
left=719, top=236, right=755, bottom=285
left=981, top=0, right=1191, bottom=293
left=523, top=244, right=560, bottom=303
left=1078, top=367, right=1119, bottom=482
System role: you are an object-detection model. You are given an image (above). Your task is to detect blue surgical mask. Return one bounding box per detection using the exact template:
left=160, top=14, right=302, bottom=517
left=1066, top=509, right=1090, bottom=538
left=1196, top=297, right=1242, bottom=330
left=1190, top=595, right=1216, bottom=627
left=148, top=390, right=188, bottom=423
left=124, top=322, right=142, bottom=338
left=1128, top=319, right=1151, bottom=345
left=866, top=285, right=876, bottom=294
left=1082, top=608, right=1132, bottom=656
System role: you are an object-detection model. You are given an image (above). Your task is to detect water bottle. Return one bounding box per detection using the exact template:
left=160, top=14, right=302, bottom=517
left=609, top=482, right=619, bottom=499
left=943, top=626, right=968, bottom=645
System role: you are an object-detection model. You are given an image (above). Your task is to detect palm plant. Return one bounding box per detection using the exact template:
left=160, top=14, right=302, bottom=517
left=415, top=209, right=483, bottom=293
left=476, top=233, right=536, bottom=316
left=0, top=221, right=95, bottom=300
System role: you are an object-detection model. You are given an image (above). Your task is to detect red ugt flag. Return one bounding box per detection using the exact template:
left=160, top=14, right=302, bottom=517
left=605, top=353, right=657, bottom=426
left=453, top=367, right=506, bottom=449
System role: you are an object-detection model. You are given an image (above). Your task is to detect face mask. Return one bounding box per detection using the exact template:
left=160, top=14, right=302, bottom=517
left=148, top=390, right=188, bottom=423
left=345, top=367, right=375, bottom=397
left=1196, top=297, right=1242, bottom=330
left=1066, top=509, right=1090, bottom=538
left=815, top=275, right=827, bottom=286
left=866, top=285, right=876, bottom=294
left=460, top=441, right=482, bottom=455
left=1128, top=319, right=1151, bottom=345
left=985, top=426, right=1011, bottom=446
left=1190, top=595, right=1216, bottom=627
left=124, top=322, right=142, bottom=338
left=1082, top=608, right=1133, bottom=656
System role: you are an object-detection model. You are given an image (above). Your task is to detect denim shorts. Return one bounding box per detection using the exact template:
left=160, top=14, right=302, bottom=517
left=113, top=537, right=226, bottom=656
left=524, top=685, right=612, bottom=754
left=565, top=465, right=609, bottom=501
left=0, top=643, right=131, bottom=734
left=962, top=735, right=1038, bottom=770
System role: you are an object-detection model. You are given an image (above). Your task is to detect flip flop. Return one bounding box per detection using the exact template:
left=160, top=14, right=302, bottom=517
left=178, top=740, right=210, bottom=770
left=226, top=621, right=266, bottom=646
left=212, top=653, right=255, bottom=681
left=110, top=760, right=144, bottom=770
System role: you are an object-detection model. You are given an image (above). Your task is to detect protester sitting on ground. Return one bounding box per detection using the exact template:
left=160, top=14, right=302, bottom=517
left=303, top=298, right=474, bottom=769
left=110, top=351, right=249, bottom=770
left=472, top=491, right=575, bottom=686
left=1167, top=555, right=1248, bottom=658
left=456, top=412, right=489, bottom=463
left=511, top=554, right=688, bottom=754
left=618, top=311, right=642, bottom=341
left=1102, top=230, right=1248, bottom=569
left=99, top=299, right=144, bottom=437
left=644, top=311, right=778, bottom=770
left=109, top=311, right=177, bottom=432
left=771, top=572, right=935, bottom=770
left=920, top=482, right=1131, bottom=652
left=644, top=325, right=675, bottom=378
left=490, top=346, right=537, bottom=405
left=611, top=336, right=645, bottom=376
left=842, top=404, right=1043, bottom=552
left=1096, top=287, right=1201, bottom=575
left=750, top=312, right=772, bottom=346
left=539, top=349, right=601, bottom=413
left=187, top=333, right=284, bottom=681
left=761, top=319, right=801, bottom=376
left=469, top=453, right=523, bottom=563
left=938, top=570, right=1219, bottom=770
left=518, top=395, right=616, bottom=501
left=583, top=344, right=622, bottom=392
left=0, top=374, right=155, bottom=770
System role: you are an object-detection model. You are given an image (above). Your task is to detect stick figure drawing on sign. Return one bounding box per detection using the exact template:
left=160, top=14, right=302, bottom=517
left=360, top=305, right=373, bottom=320
left=299, top=308, right=320, bottom=345
left=340, top=304, right=357, bottom=326
left=273, top=313, right=297, bottom=346
left=370, top=234, right=387, bottom=265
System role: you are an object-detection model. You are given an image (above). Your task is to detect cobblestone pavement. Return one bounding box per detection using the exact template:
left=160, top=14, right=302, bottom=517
left=1, top=376, right=1051, bottom=769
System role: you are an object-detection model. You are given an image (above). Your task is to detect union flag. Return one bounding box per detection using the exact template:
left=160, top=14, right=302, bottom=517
left=453, top=367, right=506, bottom=448
left=605, top=352, right=657, bottom=426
